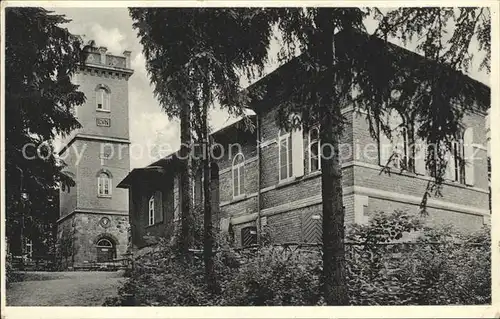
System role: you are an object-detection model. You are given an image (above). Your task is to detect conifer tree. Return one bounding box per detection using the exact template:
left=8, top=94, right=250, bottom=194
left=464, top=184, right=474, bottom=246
left=6, top=8, right=88, bottom=252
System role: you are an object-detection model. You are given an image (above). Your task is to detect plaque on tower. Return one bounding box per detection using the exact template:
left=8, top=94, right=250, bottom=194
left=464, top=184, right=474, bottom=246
left=99, top=217, right=111, bottom=228
left=96, top=117, right=111, bottom=127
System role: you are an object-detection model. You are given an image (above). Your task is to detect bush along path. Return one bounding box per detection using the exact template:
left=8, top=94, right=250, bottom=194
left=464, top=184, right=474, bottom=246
left=104, top=211, right=491, bottom=306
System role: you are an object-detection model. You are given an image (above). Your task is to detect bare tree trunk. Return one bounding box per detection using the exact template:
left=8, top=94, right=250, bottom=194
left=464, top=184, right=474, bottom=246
left=317, top=8, right=348, bottom=305
left=179, top=102, right=193, bottom=257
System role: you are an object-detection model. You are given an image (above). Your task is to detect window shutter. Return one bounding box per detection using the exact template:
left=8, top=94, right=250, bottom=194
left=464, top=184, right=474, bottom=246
left=93, top=90, right=98, bottom=109
left=292, top=125, right=304, bottom=177
left=239, top=166, right=245, bottom=195
left=194, top=172, right=202, bottom=205
left=393, top=131, right=406, bottom=169
left=220, top=218, right=230, bottom=233
left=379, top=125, right=392, bottom=166
left=143, top=195, right=149, bottom=225
left=464, top=128, right=475, bottom=185
left=173, top=182, right=180, bottom=220
left=106, top=92, right=111, bottom=111
left=232, top=166, right=239, bottom=197
left=414, top=122, right=426, bottom=175
left=444, top=148, right=456, bottom=181
left=390, top=110, right=405, bottom=169
left=154, top=190, right=163, bottom=223
left=380, top=110, right=402, bottom=167
left=414, top=139, right=427, bottom=175
left=486, top=110, right=491, bottom=156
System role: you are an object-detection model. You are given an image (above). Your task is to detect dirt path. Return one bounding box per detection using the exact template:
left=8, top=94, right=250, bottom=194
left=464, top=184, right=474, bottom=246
left=6, top=271, right=124, bottom=306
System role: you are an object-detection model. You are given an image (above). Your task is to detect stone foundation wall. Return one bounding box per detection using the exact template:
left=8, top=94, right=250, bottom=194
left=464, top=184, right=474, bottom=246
left=57, top=212, right=129, bottom=268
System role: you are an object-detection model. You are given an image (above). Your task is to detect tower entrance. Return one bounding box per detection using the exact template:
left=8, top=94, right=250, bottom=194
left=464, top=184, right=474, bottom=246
left=96, top=237, right=116, bottom=263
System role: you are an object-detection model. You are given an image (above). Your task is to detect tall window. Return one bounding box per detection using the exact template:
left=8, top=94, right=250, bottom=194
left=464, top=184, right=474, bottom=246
left=192, top=169, right=203, bottom=206
left=309, top=127, right=320, bottom=172
left=442, top=129, right=473, bottom=185
left=25, top=238, right=33, bottom=259
left=232, top=153, right=245, bottom=198
left=148, top=195, right=155, bottom=226
left=379, top=110, right=409, bottom=170
left=279, top=129, right=293, bottom=181
left=97, top=172, right=112, bottom=196
left=96, top=87, right=110, bottom=111
left=450, top=139, right=464, bottom=183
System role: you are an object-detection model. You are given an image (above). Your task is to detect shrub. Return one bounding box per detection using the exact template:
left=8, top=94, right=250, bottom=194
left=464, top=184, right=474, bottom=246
left=107, top=210, right=490, bottom=306
left=345, top=210, right=491, bottom=305
left=218, top=246, right=322, bottom=305
left=105, top=241, right=214, bottom=306
left=5, top=254, right=24, bottom=286
left=6, top=255, right=15, bottom=287
left=396, top=225, right=491, bottom=305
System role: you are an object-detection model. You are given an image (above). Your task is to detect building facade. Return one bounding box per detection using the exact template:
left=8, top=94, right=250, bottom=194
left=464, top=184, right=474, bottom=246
left=119, top=34, right=490, bottom=251
left=57, top=46, right=133, bottom=268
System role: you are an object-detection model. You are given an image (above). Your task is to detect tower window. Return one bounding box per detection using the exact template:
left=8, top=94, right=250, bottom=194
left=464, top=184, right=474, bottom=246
left=97, top=172, right=112, bottom=197
left=96, top=87, right=110, bottom=111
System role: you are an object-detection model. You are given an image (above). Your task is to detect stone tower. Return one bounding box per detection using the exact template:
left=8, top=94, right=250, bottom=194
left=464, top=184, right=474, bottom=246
left=57, top=45, right=133, bottom=269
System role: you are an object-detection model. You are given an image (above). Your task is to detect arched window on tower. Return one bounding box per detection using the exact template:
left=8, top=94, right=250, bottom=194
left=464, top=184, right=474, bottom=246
left=96, top=86, right=110, bottom=111
left=97, top=171, right=112, bottom=197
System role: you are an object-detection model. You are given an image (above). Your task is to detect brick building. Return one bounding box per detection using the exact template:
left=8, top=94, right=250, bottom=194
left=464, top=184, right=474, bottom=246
left=119, top=32, right=490, bottom=250
left=57, top=46, right=133, bottom=268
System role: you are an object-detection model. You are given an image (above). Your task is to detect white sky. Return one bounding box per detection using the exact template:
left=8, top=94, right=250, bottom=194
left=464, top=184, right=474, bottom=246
left=50, top=7, right=490, bottom=169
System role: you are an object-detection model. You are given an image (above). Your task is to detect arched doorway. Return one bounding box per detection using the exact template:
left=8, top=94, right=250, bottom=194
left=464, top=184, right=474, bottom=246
left=96, top=237, right=116, bottom=262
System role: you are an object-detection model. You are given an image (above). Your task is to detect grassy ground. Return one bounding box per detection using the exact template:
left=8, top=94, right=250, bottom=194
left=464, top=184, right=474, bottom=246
left=6, top=271, right=125, bottom=306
